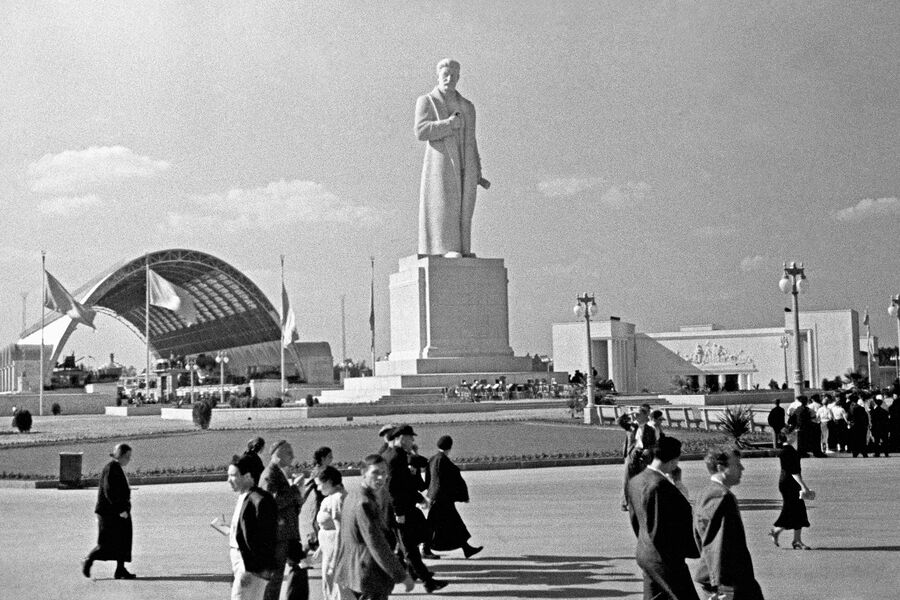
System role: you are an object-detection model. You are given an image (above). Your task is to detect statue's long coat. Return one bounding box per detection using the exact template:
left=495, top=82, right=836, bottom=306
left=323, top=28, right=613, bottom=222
left=414, top=87, right=482, bottom=256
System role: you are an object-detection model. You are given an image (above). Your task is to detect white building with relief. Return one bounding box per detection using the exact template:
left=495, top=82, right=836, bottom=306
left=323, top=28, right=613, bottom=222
left=552, top=309, right=863, bottom=394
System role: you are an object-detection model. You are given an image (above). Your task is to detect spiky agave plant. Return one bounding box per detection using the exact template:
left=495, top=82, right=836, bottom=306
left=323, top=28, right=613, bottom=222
left=718, top=405, right=753, bottom=448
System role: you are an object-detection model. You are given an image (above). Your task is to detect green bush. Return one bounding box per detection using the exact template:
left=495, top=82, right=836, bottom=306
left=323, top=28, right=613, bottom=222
left=192, top=401, right=213, bottom=430
left=51, top=403, right=62, bottom=416
left=718, top=405, right=752, bottom=448
left=12, top=409, right=33, bottom=432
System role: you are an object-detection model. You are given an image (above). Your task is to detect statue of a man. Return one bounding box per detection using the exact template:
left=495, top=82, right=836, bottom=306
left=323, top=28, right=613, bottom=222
left=415, top=59, right=490, bottom=257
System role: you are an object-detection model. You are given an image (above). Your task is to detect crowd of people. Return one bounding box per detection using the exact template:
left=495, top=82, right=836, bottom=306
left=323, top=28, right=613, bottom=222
left=83, top=426, right=482, bottom=600
left=767, top=391, right=899, bottom=457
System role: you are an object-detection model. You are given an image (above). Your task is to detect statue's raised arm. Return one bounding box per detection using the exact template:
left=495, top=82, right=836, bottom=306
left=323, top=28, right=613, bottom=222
left=415, top=59, right=488, bottom=258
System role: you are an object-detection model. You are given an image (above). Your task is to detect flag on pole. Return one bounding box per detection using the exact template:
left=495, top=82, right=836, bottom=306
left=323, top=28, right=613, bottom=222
left=148, top=270, right=199, bottom=325
left=281, top=282, right=299, bottom=348
left=44, top=270, right=96, bottom=329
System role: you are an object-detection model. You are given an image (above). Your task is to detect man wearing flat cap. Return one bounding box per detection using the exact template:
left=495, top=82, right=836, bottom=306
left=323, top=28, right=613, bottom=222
left=377, top=424, right=395, bottom=454
left=382, top=425, right=448, bottom=593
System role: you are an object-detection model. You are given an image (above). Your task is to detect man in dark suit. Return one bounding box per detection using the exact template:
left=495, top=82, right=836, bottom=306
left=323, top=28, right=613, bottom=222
left=334, top=454, right=414, bottom=600
left=223, top=454, right=278, bottom=600
left=694, top=447, right=765, bottom=600
left=767, top=400, right=786, bottom=449
left=259, top=440, right=308, bottom=600
left=626, top=436, right=700, bottom=600
left=849, top=397, right=870, bottom=458
left=869, top=397, right=890, bottom=457
left=381, top=424, right=448, bottom=593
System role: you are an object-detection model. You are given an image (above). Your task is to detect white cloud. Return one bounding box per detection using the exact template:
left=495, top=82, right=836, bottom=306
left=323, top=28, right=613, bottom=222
left=168, top=179, right=375, bottom=234
left=39, top=194, right=102, bottom=215
left=740, top=255, right=766, bottom=272
left=27, top=146, right=170, bottom=194
left=834, top=197, right=900, bottom=222
left=537, top=177, right=607, bottom=198
left=599, top=181, right=652, bottom=207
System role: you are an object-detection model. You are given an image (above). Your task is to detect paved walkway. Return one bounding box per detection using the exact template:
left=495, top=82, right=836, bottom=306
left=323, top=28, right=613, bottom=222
left=0, top=456, right=897, bottom=599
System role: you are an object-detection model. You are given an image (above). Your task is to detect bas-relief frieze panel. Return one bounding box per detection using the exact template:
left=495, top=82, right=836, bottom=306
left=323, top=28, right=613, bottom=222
left=675, top=340, right=757, bottom=371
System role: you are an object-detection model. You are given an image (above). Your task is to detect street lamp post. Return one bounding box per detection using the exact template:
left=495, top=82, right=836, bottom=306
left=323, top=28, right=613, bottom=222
left=215, top=351, right=229, bottom=405
left=573, top=293, right=598, bottom=424
left=888, top=295, right=900, bottom=383
left=187, top=357, right=198, bottom=404
left=779, top=262, right=807, bottom=398
left=779, top=336, right=790, bottom=388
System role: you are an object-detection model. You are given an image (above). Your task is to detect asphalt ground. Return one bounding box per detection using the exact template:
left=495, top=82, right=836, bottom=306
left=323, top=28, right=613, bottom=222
left=1, top=455, right=897, bottom=600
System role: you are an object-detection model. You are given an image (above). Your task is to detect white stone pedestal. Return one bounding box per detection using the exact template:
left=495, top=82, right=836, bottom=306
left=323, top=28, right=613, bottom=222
left=381, top=255, right=533, bottom=375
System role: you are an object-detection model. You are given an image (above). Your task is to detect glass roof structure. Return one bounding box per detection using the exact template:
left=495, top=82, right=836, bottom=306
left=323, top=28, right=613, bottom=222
left=20, top=249, right=283, bottom=362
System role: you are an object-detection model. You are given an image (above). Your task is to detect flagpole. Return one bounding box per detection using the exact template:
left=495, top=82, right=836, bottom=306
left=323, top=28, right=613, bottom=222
left=280, top=255, right=286, bottom=399
left=145, top=255, right=151, bottom=405
left=40, top=251, right=46, bottom=416
left=370, top=256, right=375, bottom=376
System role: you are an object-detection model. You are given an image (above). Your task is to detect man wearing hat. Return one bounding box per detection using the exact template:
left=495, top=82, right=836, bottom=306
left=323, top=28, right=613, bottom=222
left=377, top=424, right=395, bottom=454
left=382, top=425, right=448, bottom=593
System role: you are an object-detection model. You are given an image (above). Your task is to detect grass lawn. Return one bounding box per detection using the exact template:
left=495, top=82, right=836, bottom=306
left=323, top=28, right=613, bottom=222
left=0, top=417, right=749, bottom=479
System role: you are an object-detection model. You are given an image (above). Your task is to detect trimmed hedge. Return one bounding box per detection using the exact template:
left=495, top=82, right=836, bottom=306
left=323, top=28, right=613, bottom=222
left=192, top=401, right=213, bottom=430
left=12, top=409, right=32, bottom=432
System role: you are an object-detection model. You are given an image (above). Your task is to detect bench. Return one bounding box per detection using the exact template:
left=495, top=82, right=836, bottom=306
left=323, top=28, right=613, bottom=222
left=598, top=404, right=620, bottom=426
left=750, top=409, right=770, bottom=432
left=686, top=407, right=705, bottom=429
left=664, top=407, right=687, bottom=429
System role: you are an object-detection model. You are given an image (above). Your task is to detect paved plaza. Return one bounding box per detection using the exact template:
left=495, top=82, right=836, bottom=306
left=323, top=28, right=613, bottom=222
left=1, top=456, right=897, bottom=600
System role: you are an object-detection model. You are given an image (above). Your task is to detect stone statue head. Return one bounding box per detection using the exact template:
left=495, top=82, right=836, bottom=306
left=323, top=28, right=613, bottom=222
left=436, top=58, right=461, bottom=93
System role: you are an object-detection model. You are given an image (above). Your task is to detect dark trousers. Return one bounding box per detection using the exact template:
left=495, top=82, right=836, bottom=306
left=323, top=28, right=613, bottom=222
left=639, top=560, right=700, bottom=600
left=871, top=432, right=890, bottom=457
left=398, top=523, right=431, bottom=582
left=263, top=540, right=308, bottom=600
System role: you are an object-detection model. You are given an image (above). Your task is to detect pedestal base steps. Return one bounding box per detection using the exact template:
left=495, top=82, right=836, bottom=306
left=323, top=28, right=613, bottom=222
left=318, top=370, right=570, bottom=404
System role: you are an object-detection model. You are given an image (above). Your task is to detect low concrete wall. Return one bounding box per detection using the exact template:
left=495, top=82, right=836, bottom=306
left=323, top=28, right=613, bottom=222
left=0, top=391, right=115, bottom=416
left=161, top=399, right=567, bottom=423
left=659, top=390, right=793, bottom=406
left=105, top=405, right=162, bottom=417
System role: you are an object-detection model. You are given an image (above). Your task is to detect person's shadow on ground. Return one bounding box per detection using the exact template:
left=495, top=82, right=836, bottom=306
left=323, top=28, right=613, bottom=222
left=431, top=554, right=640, bottom=598
left=135, top=573, right=232, bottom=583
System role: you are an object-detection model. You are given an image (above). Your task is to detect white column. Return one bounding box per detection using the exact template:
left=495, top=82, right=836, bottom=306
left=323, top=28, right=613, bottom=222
left=718, top=374, right=727, bottom=390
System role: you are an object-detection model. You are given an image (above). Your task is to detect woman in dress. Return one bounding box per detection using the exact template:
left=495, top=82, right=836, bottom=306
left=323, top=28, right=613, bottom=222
left=770, top=427, right=815, bottom=549
left=315, top=466, right=352, bottom=600
left=425, top=435, right=483, bottom=558
left=82, top=443, right=136, bottom=579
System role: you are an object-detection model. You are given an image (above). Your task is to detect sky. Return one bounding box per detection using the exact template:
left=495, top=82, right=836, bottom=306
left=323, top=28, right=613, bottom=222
left=1, top=2, right=899, bottom=370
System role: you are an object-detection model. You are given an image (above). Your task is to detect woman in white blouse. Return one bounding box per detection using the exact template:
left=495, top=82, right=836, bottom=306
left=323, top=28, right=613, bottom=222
left=315, top=466, right=353, bottom=600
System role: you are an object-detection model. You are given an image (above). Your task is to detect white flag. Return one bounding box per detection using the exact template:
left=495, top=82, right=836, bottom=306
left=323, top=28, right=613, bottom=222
left=45, top=270, right=96, bottom=329
left=148, top=270, right=199, bottom=325
left=282, top=282, right=299, bottom=348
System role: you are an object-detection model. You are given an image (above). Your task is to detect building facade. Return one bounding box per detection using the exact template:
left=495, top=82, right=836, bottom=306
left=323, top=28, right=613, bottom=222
left=552, top=309, right=862, bottom=394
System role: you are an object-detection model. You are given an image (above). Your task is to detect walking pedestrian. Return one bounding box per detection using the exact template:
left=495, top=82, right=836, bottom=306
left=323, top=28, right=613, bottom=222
left=214, top=454, right=278, bottom=600
left=694, top=447, right=765, bottom=600
left=315, top=466, right=353, bottom=600
left=334, top=455, right=414, bottom=600
left=425, top=435, right=483, bottom=559
left=769, top=427, right=815, bottom=550
left=82, top=443, right=137, bottom=580
left=259, top=440, right=308, bottom=600
left=382, top=425, right=448, bottom=593
left=625, top=436, right=700, bottom=600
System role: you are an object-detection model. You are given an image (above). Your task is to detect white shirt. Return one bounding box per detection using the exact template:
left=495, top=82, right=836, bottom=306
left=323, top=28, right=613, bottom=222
left=816, top=405, right=832, bottom=422
left=230, top=492, right=248, bottom=549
